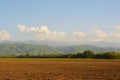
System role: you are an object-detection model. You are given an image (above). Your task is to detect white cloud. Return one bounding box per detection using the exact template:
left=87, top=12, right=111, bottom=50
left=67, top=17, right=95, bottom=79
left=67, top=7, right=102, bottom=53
left=114, top=26, right=120, bottom=31
left=109, top=33, right=120, bottom=37
left=87, top=29, right=107, bottom=42
left=17, top=24, right=26, bottom=32
left=17, top=24, right=66, bottom=41
left=73, top=32, right=85, bottom=38
left=17, top=24, right=50, bottom=33
left=0, top=30, right=10, bottom=41
left=17, top=24, right=120, bottom=43
left=72, top=29, right=107, bottom=42
left=93, top=29, right=106, bottom=38
left=107, top=33, right=120, bottom=42
left=72, top=32, right=85, bottom=42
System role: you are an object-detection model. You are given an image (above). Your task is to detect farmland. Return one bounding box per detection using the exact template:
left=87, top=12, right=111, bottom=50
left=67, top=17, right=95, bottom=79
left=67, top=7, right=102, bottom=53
left=0, top=59, right=120, bottom=80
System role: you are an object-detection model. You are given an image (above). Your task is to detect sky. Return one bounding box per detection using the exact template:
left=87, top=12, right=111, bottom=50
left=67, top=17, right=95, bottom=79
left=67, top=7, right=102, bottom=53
left=0, top=0, right=120, bottom=44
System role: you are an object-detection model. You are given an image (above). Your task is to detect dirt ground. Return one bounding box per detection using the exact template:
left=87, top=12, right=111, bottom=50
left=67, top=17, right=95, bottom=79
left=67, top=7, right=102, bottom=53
left=0, top=59, right=120, bottom=80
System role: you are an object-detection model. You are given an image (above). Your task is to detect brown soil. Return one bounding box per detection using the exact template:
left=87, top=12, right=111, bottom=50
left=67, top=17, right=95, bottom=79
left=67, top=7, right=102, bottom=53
left=0, top=59, right=120, bottom=80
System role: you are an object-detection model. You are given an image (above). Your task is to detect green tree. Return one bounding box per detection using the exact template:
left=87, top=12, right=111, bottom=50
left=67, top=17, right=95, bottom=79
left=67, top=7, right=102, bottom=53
left=82, top=50, right=95, bottom=58
left=75, top=52, right=83, bottom=58
left=103, top=51, right=119, bottom=59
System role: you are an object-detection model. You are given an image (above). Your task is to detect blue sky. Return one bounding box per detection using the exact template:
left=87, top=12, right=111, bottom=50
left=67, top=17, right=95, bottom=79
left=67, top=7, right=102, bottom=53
left=0, top=0, right=120, bottom=43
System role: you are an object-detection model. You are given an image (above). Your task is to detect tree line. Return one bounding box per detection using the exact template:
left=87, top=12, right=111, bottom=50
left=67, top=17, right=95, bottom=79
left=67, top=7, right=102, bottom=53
left=0, top=50, right=120, bottom=59
left=10, top=50, right=120, bottom=59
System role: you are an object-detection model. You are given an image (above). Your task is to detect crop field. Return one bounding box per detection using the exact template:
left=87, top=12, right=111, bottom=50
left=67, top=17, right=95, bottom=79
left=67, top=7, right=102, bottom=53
left=0, top=59, right=120, bottom=80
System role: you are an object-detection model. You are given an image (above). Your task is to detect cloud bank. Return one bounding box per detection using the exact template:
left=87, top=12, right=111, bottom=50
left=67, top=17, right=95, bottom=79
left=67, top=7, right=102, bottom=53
left=114, top=26, right=120, bottom=31
left=17, top=24, right=65, bottom=41
left=0, top=30, right=10, bottom=41
left=16, top=24, right=120, bottom=43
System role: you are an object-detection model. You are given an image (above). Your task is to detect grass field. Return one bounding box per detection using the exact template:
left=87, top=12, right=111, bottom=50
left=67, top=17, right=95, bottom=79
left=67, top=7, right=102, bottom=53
left=0, top=59, right=120, bottom=80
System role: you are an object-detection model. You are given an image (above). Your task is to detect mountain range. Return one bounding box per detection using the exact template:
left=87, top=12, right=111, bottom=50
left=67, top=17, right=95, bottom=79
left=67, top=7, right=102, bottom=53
left=1, top=40, right=120, bottom=47
left=0, top=41, right=120, bottom=56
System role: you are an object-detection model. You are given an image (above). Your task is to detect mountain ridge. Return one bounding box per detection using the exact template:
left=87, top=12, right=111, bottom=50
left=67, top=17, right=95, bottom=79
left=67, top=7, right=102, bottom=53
left=1, top=40, right=120, bottom=47
left=0, top=43, right=120, bottom=56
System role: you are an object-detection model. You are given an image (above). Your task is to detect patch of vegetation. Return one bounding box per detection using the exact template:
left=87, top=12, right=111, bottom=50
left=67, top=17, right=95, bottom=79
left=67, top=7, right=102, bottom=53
left=1, top=50, right=119, bottom=59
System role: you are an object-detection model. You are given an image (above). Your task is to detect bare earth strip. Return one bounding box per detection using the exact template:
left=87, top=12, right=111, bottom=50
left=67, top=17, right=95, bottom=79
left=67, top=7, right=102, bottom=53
left=0, top=59, right=120, bottom=80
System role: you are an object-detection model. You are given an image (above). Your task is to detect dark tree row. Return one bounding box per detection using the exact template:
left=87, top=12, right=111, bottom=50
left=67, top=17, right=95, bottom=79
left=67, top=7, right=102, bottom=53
left=14, top=50, right=120, bottom=59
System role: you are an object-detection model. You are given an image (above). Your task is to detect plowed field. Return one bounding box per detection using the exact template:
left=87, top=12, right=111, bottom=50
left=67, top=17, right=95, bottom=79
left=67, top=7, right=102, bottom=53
left=0, top=59, right=120, bottom=80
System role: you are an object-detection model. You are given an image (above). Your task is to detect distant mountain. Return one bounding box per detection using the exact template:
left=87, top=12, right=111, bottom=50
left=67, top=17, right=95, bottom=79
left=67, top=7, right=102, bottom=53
left=0, top=43, right=120, bottom=56
left=1, top=40, right=120, bottom=47
left=0, top=40, right=70, bottom=47
left=57, top=45, right=120, bottom=53
left=0, top=44, right=62, bottom=56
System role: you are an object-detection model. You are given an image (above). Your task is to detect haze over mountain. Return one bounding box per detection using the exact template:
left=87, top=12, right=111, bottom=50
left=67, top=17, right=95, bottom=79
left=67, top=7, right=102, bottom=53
left=1, top=40, right=120, bottom=47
